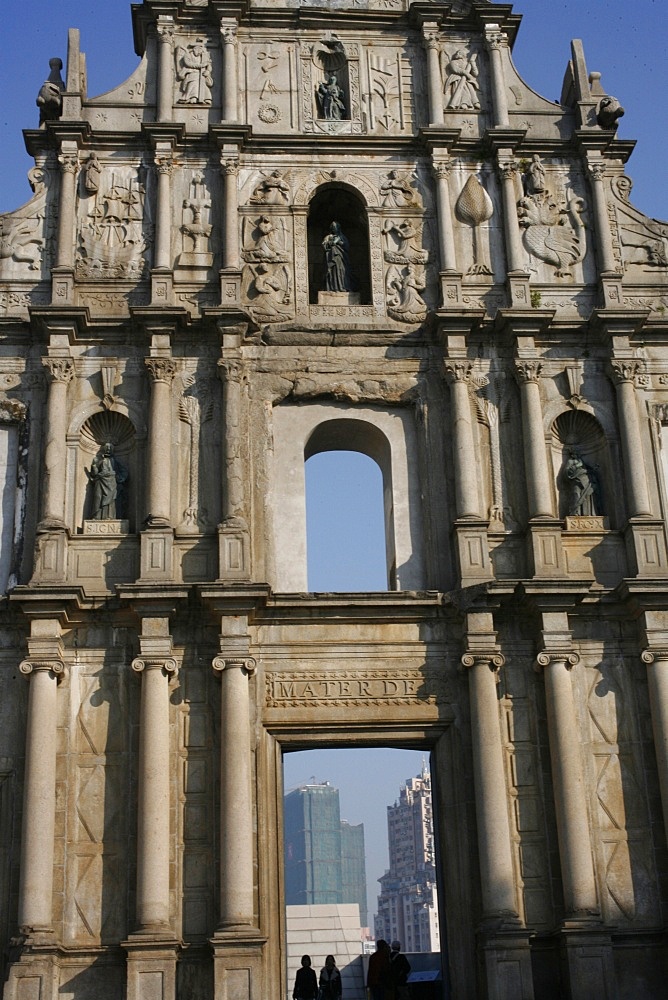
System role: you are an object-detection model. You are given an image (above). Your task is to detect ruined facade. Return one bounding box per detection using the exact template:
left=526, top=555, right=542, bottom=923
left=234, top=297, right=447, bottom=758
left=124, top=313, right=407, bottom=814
left=1, top=1, right=668, bottom=998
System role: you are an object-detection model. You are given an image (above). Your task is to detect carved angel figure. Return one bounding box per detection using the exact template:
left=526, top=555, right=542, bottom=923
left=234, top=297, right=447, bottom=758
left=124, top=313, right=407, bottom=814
left=380, top=170, right=421, bottom=209
left=383, top=220, right=429, bottom=265
left=248, top=263, right=292, bottom=319
left=175, top=39, right=213, bottom=104
left=441, top=49, right=480, bottom=110
left=249, top=170, right=290, bottom=205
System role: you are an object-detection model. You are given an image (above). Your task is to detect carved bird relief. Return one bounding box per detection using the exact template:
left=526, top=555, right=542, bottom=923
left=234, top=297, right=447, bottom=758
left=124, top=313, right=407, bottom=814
left=517, top=190, right=587, bottom=277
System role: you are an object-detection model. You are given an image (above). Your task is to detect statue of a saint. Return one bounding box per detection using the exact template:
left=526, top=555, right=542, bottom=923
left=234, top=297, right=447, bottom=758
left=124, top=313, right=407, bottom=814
left=442, top=49, right=480, bottom=110
left=87, top=443, right=127, bottom=520
left=524, top=154, right=546, bottom=196
left=82, top=152, right=102, bottom=194
left=564, top=450, right=601, bottom=516
left=175, top=39, right=213, bottom=105
left=317, top=74, right=346, bottom=120
left=322, top=221, right=353, bottom=292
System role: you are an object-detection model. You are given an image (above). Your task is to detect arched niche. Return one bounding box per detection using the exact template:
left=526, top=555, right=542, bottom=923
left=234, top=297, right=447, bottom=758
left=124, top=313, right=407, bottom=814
left=550, top=409, right=612, bottom=523
left=269, top=403, right=424, bottom=592
left=77, top=411, right=138, bottom=531
left=307, top=185, right=371, bottom=304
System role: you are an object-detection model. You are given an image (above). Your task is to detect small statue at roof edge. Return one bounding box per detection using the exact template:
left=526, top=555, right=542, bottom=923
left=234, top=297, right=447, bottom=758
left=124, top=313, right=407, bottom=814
left=36, top=58, right=65, bottom=125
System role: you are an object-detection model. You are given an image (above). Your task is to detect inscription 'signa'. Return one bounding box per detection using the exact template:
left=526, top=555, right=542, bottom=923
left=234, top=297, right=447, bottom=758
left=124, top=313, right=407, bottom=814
left=266, top=669, right=444, bottom=707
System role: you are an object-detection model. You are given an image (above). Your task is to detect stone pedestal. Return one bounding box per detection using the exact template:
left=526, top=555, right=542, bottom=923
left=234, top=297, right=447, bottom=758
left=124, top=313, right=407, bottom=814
left=559, top=923, right=618, bottom=1000
left=124, top=938, right=180, bottom=1000
left=210, top=932, right=266, bottom=1000
left=32, top=529, right=69, bottom=584
left=140, top=528, right=174, bottom=581
left=454, top=522, right=493, bottom=586
left=317, top=291, right=361, bottom=306
left=218, top=519, right=250, bottom=581
left=624, top=519, right=668, bottom=577
left=528, top=520, right=566, bottom=578
left=3, top=950, right=59, bottom=1000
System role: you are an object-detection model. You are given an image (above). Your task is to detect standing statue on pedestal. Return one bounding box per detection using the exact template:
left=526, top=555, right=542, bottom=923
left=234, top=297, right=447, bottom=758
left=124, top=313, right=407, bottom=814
left=563, top=450, right=601, bottom=516
left=322, top=221, right=353, bottom=292
left=175, top=39, right=213, bottom=105
left=87, top=443, right=127, bottom=520
left=317, top=74, right=346, bottom=120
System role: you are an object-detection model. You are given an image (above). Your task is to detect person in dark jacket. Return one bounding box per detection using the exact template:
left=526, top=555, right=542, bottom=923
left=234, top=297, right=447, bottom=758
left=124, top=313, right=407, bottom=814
left=367, top=939, right=391, bottom=1000
left=293, top=954, right=318, bottom=1000
left=389, top=941, right=411, bottom=1000
left=319, top=954, right=342, bottom=1000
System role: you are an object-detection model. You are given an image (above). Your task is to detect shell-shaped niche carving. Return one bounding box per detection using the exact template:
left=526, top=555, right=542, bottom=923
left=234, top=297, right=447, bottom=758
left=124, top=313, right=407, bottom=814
left=80, top=411, right=135, bottom=455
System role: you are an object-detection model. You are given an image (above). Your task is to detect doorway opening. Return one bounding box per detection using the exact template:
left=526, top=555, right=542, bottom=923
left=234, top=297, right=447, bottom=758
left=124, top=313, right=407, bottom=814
left=282, top=747, right=442, bottom=1000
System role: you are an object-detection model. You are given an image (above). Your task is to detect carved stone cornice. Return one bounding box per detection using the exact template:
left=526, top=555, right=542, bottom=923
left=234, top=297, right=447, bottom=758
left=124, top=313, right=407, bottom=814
left=145, top=358, right=177, bottom=384
left=131, top=656, right=178, bottom=677
left=212, top=656, right=256, bottom=676
left=43, top=358, right=75, bottom=384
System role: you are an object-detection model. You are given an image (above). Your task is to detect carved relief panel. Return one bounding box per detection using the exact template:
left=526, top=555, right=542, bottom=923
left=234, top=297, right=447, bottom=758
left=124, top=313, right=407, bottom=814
left=0, top=164, right=57, bottom=283
left=76, top=160, right=152, bottom=281
left=243, top=40, right=296, bottom=131
left=450, top=162, right=504, bottom=284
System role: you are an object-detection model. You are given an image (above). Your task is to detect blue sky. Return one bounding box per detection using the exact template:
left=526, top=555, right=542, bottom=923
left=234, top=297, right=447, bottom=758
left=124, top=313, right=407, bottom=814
left=1, top=0, right=665, bottom=928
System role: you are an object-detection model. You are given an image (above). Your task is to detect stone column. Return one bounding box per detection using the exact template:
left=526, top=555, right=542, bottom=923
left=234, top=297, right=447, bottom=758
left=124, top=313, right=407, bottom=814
left=586, top=159, right=616, bottom=275
left=40, top=358, right=75, bottom=530
left=131, top=650, right=178, bottom=931
left=17, top=635, right=65, bottom=938
left=484, top=28, right=510, bottom=127
left=609, top=361, right=652, bottom=518
left=216, top=354, right=250, bottom=579
left=423, top=28, right=444, bottom=126
left=220, top=155, right=240, bottom=270
left=444, top=362, right=481, bottom=519
left=433, top=159, right=458, bottom=272
left=55, top=153, right=78, bottom=271
left=144, top=358, right=176, bottom=528
left=153, top=153, right=174, bottom=272
left=461, top=651, right=518, bottom=919
left=156, top=19, right=175, bottom=122
left=535, top=650, right=599, bottom=916
left=221, top=23, right=239, bottom=122
left=212, top=655, right=256, bottom=928
left=641, top=649, right=668, bottom=844
left=498, top=158, right=525, bottom=273
left=514, top=361, right=554, bottom=518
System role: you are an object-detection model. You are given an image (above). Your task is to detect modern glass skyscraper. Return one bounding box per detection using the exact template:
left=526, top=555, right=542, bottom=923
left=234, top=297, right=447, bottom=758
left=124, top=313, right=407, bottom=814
left=284, top=782, right=367, bottom=926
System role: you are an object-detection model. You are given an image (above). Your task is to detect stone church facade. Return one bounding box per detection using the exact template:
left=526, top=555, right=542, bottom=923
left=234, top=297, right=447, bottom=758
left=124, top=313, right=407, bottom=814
left=0, top=0, right=667, bottom=997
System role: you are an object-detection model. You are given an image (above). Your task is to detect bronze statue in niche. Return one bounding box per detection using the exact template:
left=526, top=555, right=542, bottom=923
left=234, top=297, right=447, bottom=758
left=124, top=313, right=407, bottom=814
left=87, top=443, right=128, bottom=520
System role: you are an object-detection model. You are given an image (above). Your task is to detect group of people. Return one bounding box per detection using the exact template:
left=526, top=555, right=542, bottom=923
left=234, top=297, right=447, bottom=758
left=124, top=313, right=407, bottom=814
left=292, top=941, right=411, bottom=1000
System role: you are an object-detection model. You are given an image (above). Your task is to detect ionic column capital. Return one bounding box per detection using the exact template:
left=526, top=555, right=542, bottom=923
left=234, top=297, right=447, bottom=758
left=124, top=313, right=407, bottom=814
left=43, top=357, right=75, bottom=384
left=145, top=357, right=177, bottom=383
left=641, top=649, right=668, bottom=666
left=535, top=650, right=580, bottom=671
left=212, top=656, right=256, bottom=676
left=461, top=651, right=505, bottom=671
left=131, top=656, right=178, bottom=677
left=19, top=659, right=66, bottom=679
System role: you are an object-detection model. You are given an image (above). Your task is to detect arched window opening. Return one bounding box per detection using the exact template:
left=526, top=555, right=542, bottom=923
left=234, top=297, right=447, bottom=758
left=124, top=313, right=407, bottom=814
left=306, top=451, right=389, bottom=592
left=307, top=186, right=371, bottom=304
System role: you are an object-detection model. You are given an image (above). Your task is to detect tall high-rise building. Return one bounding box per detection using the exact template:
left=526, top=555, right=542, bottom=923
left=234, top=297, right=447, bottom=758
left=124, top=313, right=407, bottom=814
left=375, top=764, right=439, bottom=953
left=284, top=782, right=367, bottom=926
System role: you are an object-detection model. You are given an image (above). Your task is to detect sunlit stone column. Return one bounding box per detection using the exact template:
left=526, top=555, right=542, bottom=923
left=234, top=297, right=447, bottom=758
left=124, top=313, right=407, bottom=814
left=423, top=27, right=444, bottom=126
left=145, top=358, right=176, bottom=527
left=586, top=159, right=616, bottom=275
left=535, top=651, right=599, bottom=917
left=462, top=650, right=519, bottom=919
left=641, top=649, right=668, bottom=844
left=433, top=159, right=458, bottom=272
left=17, top=639, right=65, bottom=937
left=213, top=655, right=256, bottom=928
left=221, top=22, right=239, bottom=122
left=484, top=27, right=509, bottom=127
left=445, top=361, right=481, bottom=518
left=498, top=157, right=525, bottom=273
left=55, top=152, right=78, bottom=270
left=220, top=155, right=240, bottom=270
left=609, top=360, right=652, bottom=517
left=153, top=153, right=174, bottom=271
left=131, top=647, right=177, bottom=931
left=156, top=18, right=175, bottom=122
left=218, top=357, right=245, bottom=523
left=40, top=357, right=74, bottom=530
left=514, top=361, right=554, bottom=518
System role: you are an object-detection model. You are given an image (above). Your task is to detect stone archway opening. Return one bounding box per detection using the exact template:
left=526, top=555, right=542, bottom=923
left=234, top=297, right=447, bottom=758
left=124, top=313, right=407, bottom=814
left=307, top=185, right=371, bottom=304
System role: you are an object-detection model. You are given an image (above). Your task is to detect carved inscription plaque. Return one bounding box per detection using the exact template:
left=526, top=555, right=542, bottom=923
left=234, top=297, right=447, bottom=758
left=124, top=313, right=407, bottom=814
left=266, top=668, right=447, bottom=707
